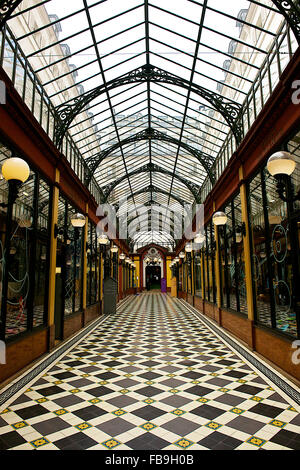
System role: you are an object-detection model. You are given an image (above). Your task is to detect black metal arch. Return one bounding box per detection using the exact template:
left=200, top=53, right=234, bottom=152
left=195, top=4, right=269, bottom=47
left=127, top=214, right=177, bottom=240
left=102, top=162, right=202, bottom=203
left=86, top=127, right=215, bottom=187
left=126, top=184, right=186, bottom=206
left=117, top=200, right=182, bottom=221
left=54, top=64, right=244, bottom=149
left=127, top=205, right=181, bottom=229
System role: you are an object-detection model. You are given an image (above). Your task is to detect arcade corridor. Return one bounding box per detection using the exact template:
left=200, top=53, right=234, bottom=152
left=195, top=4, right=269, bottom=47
left=0, top=293, right=299, bottom=451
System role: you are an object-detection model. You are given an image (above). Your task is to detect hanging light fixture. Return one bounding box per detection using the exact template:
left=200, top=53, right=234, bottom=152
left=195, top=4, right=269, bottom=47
left=119, top=253, right=126, bottom=260
left=179, top=251, right=185, bottom=259
left=98, top=233, right=109, bottom=245
left=212, top=211, right=227, bottom=226
left=110, top=245, right=119, bottom=253
left=267, top=151, right=296, bottom=176
left=194, top=232, right=205, bottom=244
left=236, top=233, right=242, bottom=243
left=70, top=213, right=86, bottom=228
left=185, top=242, right=193, bottom=253
left=2, top=157, right=30, bottom=184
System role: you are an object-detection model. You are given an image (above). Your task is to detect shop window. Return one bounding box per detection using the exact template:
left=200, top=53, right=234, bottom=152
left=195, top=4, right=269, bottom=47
left=219, top=194, right=247, bottom=315
left=0, top=142, right=51, bottom=340
left=248, top=160, right=299, bottom=337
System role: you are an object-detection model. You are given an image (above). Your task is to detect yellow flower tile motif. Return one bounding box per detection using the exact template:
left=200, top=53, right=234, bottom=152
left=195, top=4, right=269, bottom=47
left=36, top=398, right=48, bottom=404
left=70, top=389, right=80, bottom=394
left=269, top=420, right=287, bottom=428
left=89, top=398, right=101, bottom=404
left=12, top=421, right=28, bottom=429
left=288, top=406, right=297, bottom=412
left=90, top=362, right=97, bottom=365
left=54, top=409, right=69, bottom=416
left=30, top=438, right=50, bottom=449
left=210, top=373, right=218, bottom=377
left=102, top=439, right=121, bottom=449
left=143, top=399, right=155, bottom=405
left=174, top=438, right=194, bottom=449
left=168, top=374, right=176, bottom=378
left=145, top=381, right=154, bottom=385
left=81, top=374, right=89, bottom=377
left=226, top=367, right=234, bottom=370
left=0, top=409, right=10, bottom=414
left=187, top=367, right=194, bottom=371
left=106, top=368, right=114, bottom=371
left=25, top=389, right=32, bottom=393
left=237, top=380, right=247, bottom=383
left=247, top=436, right=266, bottom=447
left=250, top=396, right=263, bottom=402
left=99, top=381, right=108, bottom=385
left=66, top=368, right=73, bottom=371
left=120, top=389, right=130, bottom=394
left=192, top=380, right=200, bottom=384
left=219, top=388, right=229, bottom=393
left=267, top=386, right=274, bottom=391
left=112, top=409, right=127, bottom=416
left=147, top=368, right=153, bottom=371
left=230, top=408, right=245, bottom=415
left=171, top=409, right=186, bottom=416
left=75, top=422, right=92, bottom=431
left=205, top=422, right=222, bottom=430
left=54, top=381, right=63, bottom=385
left=170, top=389, right=179, bottom=394
left=124, top=374, right=132, bottom=378
left=140, top=422, right=157, bottom=431
left=197, top=398, right=209, bottom=403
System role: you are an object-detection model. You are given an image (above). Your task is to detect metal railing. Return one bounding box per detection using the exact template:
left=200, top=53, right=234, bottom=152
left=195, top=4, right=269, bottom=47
left=0, top=25, right=102, bottom=205
left=200, top=22, right=297, bottom=203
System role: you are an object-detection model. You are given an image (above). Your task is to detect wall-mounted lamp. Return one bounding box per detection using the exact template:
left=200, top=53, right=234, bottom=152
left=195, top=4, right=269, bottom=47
left=212, top=211, right=228, bottom=226
left=267, top=151, right=299, bottom=202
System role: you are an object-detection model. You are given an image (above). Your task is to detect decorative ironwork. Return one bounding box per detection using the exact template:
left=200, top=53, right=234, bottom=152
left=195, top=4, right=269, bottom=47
left=85, top=127, right=215, bottom=187
left=127, top=184, right=186, bottom=206
left=272, top=0, right=300, bottom=43
left=274, top=174, right=300, bottom=202
left=101, top=162, right=202, bottom=203
left=0, top=0, right=23, bottom=30
left=55, top=64, right=244, bottom=149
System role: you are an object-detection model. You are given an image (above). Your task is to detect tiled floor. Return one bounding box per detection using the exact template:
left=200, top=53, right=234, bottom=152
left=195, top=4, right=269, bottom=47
left=0, top=293, right=299, bottom=450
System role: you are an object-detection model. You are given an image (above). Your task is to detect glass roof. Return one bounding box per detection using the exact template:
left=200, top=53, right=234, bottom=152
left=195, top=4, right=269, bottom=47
left=6, top=0, right=294, bottom=249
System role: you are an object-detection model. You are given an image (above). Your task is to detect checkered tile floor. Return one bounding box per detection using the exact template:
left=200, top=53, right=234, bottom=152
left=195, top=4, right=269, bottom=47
left=0, top=293, right=299, bottom=450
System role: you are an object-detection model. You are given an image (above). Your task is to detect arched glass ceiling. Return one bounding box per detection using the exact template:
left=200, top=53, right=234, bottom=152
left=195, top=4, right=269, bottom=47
left=4, top=0, right=298, bottom=249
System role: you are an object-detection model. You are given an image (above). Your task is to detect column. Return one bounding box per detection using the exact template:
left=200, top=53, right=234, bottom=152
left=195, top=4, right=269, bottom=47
left=213, top=202, right=222, bottom=309
left=48, top=169, right=60, bottom=349
left=82, top=203, right=88, bottom=323
left=239, top=167, right=255, bottom=326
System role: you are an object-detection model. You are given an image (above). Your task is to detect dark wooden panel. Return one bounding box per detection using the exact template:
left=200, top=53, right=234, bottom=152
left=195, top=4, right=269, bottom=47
left=85, top=304, right=101, bottom=324
left=221, top=309, right=252, bottom=346
left=254, top=327, right=300, bottom=381
left=194, top=296, right=204, bottom=312
left=0, top=329, right=48, bottom=384
left=63, top=312, right=83, bottom=340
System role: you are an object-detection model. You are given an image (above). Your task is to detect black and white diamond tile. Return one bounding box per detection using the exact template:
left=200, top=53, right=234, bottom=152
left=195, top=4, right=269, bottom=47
left=0, top=293, right=299, bottom=450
